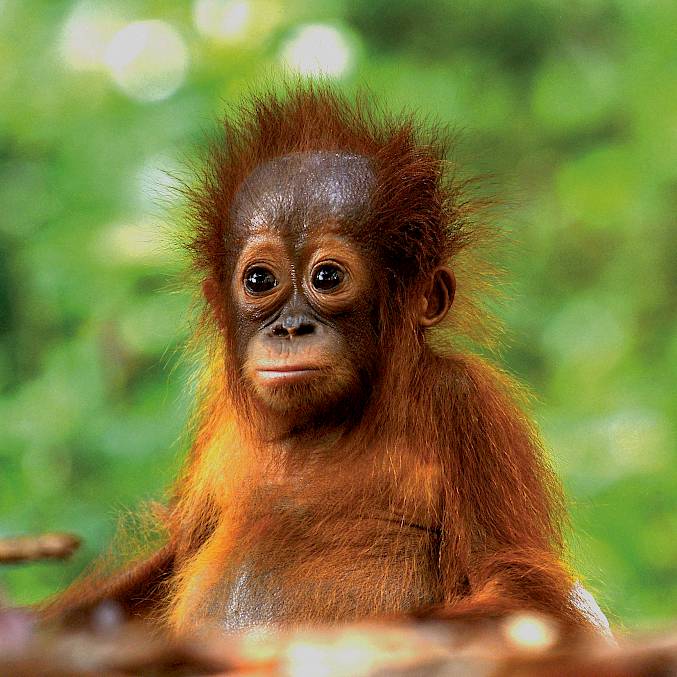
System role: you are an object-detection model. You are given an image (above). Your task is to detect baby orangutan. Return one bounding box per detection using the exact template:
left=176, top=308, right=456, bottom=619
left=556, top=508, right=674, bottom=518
left=45, top=85, right=609, bottom=636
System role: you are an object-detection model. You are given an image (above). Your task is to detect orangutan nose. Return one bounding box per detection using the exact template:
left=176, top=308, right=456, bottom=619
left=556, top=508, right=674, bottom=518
left=270, top=313, right=316, bottom=337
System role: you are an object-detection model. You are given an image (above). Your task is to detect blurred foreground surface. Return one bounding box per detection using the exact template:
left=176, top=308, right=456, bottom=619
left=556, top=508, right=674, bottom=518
left=1, top=607, right=676, bottom=677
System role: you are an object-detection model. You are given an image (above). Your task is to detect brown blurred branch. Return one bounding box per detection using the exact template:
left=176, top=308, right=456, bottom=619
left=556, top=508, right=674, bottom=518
left=0, top=609, right=676, bottom=676
left=0, top=533, right=81, bottom=564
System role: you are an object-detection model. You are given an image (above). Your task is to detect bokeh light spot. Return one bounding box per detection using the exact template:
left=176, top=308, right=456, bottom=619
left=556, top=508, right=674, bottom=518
left=193, top=0, right=251, bottom=43
left=135, top=154, right=185, bottom=209
left=503, top=613, right=558, bottom=651
left=97, top=218, right=171, bottom=264
left=104, top=20, right=188, bottom=102
left=280, top=24, right=354, bottom=77
left=59, top=2, right=121, bottom=71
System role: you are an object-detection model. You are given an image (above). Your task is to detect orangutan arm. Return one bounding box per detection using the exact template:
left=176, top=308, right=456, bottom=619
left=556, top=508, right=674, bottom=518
left=430, top=356, right=594, bottom=632
left=40, top=543, right=175, bottom=629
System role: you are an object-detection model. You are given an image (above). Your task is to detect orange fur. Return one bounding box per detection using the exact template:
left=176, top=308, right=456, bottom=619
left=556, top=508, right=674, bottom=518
left=43, top=84, right=591, bottom=634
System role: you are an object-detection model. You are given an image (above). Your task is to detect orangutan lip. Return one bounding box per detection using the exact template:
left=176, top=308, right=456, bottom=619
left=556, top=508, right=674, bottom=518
left=256, top=366, right=324, bottom=381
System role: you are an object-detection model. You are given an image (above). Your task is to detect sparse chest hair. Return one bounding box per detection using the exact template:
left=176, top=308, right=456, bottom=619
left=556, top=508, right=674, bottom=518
left=198, top=446, right=445, bottom=630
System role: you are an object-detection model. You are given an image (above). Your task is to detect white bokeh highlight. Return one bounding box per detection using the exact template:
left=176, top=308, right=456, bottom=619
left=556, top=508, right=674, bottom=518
left=503, top=613, right=558, bottom=652
left=280, top=24, right=354, bottom=77
left=59, top=2, right=121, bottom=71
left=104, top=20, right=189, bottom=102
left=135, top=154, right=185, bottom=209
left=193, top=0, right=251, bottom=43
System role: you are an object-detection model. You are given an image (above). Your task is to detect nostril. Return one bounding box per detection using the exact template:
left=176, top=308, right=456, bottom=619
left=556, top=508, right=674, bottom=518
left=270, top=324, right=288, bottom=337
left=293, top=321, right=315, bottom=336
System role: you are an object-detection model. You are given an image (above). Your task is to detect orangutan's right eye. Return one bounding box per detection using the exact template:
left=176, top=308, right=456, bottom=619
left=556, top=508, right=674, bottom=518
left=244, top=267, right=278, bottom=295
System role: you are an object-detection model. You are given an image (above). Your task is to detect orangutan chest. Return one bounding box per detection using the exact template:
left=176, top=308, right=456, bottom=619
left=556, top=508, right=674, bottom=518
left=200, top=511, right=443, bottom=631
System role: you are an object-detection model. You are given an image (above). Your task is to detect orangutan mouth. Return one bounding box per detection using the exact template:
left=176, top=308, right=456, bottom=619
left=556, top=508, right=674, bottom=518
left=256, top=365, right=326, bottom=383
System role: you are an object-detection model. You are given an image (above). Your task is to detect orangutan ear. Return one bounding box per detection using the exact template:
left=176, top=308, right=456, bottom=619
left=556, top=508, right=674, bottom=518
left=418, top=266, right=456, bottom=328
left=202, top=277, right=226, bottom=328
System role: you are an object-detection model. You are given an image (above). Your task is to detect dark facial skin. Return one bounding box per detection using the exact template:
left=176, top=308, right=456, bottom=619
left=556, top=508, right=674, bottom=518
left=227, top=152, right=380, bottom=426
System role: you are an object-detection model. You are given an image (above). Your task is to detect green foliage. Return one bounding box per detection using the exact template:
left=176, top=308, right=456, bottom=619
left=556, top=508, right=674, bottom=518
left=0, top=0, right=674, bottom=629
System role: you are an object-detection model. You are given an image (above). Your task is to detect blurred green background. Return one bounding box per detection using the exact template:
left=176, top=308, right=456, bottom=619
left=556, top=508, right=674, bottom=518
left=1, top=0, right=675, bottom=630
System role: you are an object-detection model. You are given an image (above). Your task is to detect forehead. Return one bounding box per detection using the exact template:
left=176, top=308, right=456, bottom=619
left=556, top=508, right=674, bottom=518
left=230, top=151, right=374, bottom=237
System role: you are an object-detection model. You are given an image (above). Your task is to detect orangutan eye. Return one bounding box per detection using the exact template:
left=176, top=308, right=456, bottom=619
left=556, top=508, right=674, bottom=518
left=311, top=263, right=345, bottom=292
left=244, top=267, right=278, bottom=294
